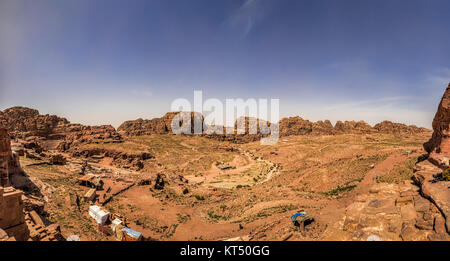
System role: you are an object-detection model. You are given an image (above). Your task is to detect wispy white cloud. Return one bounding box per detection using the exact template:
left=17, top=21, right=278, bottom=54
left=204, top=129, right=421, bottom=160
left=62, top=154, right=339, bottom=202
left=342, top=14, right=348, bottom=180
left=222, top=0, right=266, bottom=38
left=324, top=96, right=416, bottom=111
left=421, top=68, right=450, bottom=91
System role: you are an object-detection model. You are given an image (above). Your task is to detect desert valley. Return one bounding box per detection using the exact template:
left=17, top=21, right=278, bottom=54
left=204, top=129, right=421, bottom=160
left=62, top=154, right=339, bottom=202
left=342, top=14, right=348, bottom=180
left=0, top=85, right=449, bottom=242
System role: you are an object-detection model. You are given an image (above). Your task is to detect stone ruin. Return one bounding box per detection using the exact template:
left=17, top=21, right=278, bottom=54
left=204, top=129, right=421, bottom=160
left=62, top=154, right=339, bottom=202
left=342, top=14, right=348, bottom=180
left=0, top=128, right=29, bottom=241
left=0, top=128, right=63, bottom=241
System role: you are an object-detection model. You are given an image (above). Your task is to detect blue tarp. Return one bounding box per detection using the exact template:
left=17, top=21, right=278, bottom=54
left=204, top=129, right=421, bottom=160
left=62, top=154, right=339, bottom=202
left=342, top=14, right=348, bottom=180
left=291, top=212, right=307, bottom=222
left=122, top=227, right=142, bottom=239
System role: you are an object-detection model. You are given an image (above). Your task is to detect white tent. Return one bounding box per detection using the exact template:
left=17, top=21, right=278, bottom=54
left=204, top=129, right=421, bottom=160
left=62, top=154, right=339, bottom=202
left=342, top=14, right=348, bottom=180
left=89, top=205, right=109, bottom=225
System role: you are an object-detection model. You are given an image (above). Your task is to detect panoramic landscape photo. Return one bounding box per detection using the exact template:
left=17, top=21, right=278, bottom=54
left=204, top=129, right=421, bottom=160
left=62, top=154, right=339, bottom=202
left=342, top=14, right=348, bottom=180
left=0, top=0, right=449, bottom=242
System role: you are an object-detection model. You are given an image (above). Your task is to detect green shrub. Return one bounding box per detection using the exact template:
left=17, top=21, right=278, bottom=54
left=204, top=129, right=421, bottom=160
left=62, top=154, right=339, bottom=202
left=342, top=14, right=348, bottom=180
left=443, top=168, right=450, bottom=181
left=194, top=194, right=205, bottom=200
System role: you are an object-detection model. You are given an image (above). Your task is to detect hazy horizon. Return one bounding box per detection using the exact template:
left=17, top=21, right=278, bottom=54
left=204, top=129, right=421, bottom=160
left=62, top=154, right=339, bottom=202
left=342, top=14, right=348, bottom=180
left=1, top=0, right=449, bottom=128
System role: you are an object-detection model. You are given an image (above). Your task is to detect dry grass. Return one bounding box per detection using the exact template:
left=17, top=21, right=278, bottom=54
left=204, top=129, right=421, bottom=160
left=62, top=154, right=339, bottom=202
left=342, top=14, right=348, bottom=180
left=377, top=156, right=418, bottom=183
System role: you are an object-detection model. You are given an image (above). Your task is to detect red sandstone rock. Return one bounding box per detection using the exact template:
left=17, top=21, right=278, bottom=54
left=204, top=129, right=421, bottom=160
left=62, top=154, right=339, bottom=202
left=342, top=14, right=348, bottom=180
left=278, top=116, right=313, bottom=136
left=334, top=120, right=375, bottom=134
left=118, top=112, right=430, bottom=143
left=424, top=83, right=450, bottom=167
left=0, top=107, right=123, bottom=152
left=0, top=107, right=69, bottom=138
left=118, top=111, right=203, bottom=136
left=0, top=128, right=11, bottom=187
left=374, top=121, right=429, bottom=135
left=57, top=125, right=122, bottom=151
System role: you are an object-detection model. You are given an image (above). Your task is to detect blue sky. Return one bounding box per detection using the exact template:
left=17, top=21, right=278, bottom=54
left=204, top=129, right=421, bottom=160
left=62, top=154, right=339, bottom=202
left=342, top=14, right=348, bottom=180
left=1, top=0, right=449, bottom=128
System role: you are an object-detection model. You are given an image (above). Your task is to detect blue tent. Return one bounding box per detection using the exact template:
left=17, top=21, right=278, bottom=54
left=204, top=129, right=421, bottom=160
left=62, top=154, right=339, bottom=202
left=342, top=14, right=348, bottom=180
left=291, top=212, right=307, bottom=223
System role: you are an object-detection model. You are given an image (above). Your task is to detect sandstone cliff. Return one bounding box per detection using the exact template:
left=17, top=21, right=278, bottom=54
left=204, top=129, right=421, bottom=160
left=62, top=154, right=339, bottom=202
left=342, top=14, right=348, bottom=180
left=0, top=107, right=123, bottom=151
left=118, top=112, right=203, bottom=136
left=413, top=83, right=450, bottom=235
left=118, top=112, right=429, bottom=140
left=424, top=83, right=450, bottom=167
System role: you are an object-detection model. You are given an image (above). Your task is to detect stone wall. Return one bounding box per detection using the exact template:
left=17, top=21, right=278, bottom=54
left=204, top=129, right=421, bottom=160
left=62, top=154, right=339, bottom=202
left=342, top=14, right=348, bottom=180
left=0, top=187, right=29, bottom=240
left=0, top=128, right=11, bottom=187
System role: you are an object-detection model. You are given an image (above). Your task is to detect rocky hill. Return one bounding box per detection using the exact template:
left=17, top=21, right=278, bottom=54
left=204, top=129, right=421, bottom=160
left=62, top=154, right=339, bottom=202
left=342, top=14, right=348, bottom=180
left=374, top=121, right=429, bottom=135
left=118, top=113, right=430, bottom=139
left=118, top=112, right=204, bottom=137
left=0, top=107, right=69, bottom=139
left=0, top=106, right=430, bottom=148
left=0, top=107, right=122, bottom=151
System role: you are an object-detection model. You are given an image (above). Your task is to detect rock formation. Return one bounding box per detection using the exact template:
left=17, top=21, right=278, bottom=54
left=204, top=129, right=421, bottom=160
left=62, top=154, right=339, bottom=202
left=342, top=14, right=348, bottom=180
left=343, top=182, right=448, bottom=241
left=0, top=128, right=63, bottom=241
left=374, top=121, right=428, bottom=135
left=1, top=106, right=430, bottom=148
left=0, top=128, right=29, bottom=240
left=118, top=112, right=429, bottom=141
left=0, top=107, right=69, bottom=139
left=413, top=83, right=450, bottom=236
left=278, top=116, right=314, bottom=136
left=57, top=125, right=122, bottom=151
left=0, top=106, right=123, bottom=152
left=118, top=111, right=203, bottom=136
left=0, top=128, right=11, bottom=187
left=424, top=83, right=450, bottom=168
left=0, top=128, right=24, bottom=187
left=334, top=120, right=375, bottom=134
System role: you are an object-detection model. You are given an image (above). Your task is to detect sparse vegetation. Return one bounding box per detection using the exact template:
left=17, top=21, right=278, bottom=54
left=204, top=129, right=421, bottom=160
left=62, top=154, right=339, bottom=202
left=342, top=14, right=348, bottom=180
left=443, top=168, right=450, bottom=181
left=194, top=194, right=205, bottom=200
left=377, top=156, right=418, bottom=183
left=322, top=185, right=357, bottom=196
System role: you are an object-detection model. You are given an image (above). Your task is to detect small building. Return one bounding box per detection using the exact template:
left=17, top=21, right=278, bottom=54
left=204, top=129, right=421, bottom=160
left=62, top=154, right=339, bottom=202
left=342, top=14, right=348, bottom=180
left=88, top=205, right=109, bottom=225
left=122, top=227, right=143, bottom=241
left=78, top=174, right=104, bottom=189
left=83, top=188, right=97, bottom=202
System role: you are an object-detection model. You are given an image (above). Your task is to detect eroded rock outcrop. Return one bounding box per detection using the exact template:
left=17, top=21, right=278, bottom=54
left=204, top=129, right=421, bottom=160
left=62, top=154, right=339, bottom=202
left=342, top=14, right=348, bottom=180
left=334, top=120, right=375, bottom=134
left=413, top=160, right=450, bottom=235
left=375, top=121, right=429, bottom=135
left=424, top=83, right=450, bottom=168
left=69, top=147, right=154, bottom=171
left=118, top=111, right=428, bottom=142
left=342, top=182, right=448, bottom=241
left=118, top=112, right=203, bottom=136
left=412, top=83, right=450, bottom=236
left=0, top=106, right=123, bottom=152
left=57, top=125, right=122, bottom=151
left=0, top=128, right=24, bottom=187
left=0, top=128, right=12, bottom=187
left=278, top=116, right=314, bottom=136
left=0, top=107, right=69, bottom=139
